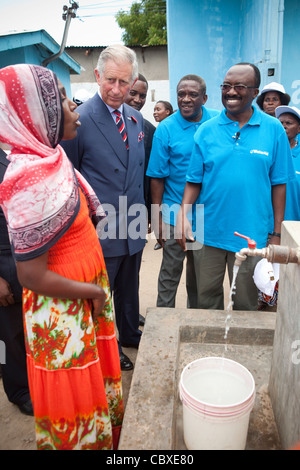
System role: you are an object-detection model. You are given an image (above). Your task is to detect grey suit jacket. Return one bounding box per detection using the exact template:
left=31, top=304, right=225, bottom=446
left=61, top=94, right=146, bottom=257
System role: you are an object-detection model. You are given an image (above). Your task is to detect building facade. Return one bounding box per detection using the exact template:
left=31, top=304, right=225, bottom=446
left=66, top=45, right=169, bottom=126
left=0, top=30, right=80, bottom=98
left=167, top=0, right=300, bottom=110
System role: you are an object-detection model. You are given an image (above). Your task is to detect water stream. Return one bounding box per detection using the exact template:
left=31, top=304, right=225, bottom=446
left=224, top=264, right=240, bottom=346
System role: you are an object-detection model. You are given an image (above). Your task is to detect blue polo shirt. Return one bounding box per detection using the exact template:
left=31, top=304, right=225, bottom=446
left=186, top=106, right=294, bottom=252
left=285, top=142, right=300, bottom=221
left=146, top=107, right=219, bottom=225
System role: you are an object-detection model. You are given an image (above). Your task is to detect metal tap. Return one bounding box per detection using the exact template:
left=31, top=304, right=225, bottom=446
left=234, top=232, right=300, bottom=266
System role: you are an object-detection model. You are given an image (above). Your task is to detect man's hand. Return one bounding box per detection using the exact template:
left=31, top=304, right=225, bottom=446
left=175, top=207, right=194, bottom=252
left=176, top=181, right=201, bottom=252
left=156, top=211, right=167, bottom=248
left=150, top=201, right=166, bottom=248
left=0, top=277, right=14, bottom=307
left=150, top=178, right=166, bottom=247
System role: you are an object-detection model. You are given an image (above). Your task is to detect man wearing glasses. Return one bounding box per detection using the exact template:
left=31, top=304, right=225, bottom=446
left=176, top=63, right=294, bottom=311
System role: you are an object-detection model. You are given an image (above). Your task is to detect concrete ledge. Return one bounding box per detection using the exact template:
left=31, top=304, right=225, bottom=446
left=118, top=308, right=277, bottom=450
left=269, top=221, right=300, bottom=449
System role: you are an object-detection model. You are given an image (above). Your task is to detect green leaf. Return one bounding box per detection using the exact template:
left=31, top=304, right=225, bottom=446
left=115, top=0, right=167, bottom=46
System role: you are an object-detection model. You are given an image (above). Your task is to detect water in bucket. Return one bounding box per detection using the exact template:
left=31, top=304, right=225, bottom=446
left=185, top=366, right=250, bottom=406
left=179, top=262, right=256, bottom=449
left=180, top=357, right=255, bottom=450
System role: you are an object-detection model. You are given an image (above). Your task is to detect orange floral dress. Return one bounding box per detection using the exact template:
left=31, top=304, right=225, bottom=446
left=23, top=189, right=123, bottom=450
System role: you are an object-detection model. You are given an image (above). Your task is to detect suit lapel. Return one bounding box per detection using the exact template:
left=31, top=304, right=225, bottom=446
left=89, top=95, right=128, bottom=168
left=123, top=105, right=139, bottom=154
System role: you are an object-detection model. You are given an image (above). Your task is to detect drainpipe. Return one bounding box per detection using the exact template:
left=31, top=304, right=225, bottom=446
left=277, top=0, right=285, bottom=82
left=264, top=0, right=272, bottom=64
left=263, top=0, right=284, bottom=84
left=42, top=1, right=79, bottom=67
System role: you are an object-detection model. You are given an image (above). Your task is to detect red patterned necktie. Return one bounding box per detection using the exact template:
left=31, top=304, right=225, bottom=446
left=113, top=110, right=129, bottom=149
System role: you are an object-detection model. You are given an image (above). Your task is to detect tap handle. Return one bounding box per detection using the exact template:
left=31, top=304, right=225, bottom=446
left=234, top=232, right=257, bottom=249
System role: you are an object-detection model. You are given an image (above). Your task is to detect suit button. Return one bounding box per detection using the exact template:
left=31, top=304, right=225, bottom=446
left=114, top=168, right=119, bottom=173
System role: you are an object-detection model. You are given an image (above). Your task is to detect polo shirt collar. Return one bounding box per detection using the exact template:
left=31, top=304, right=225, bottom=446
left=219, top=105, right=262, bottom=126
left=176, top=105, right=207, bottom=129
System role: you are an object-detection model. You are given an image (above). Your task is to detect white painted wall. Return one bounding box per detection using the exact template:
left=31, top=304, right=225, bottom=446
left=71, top=79, right=171, bottom=127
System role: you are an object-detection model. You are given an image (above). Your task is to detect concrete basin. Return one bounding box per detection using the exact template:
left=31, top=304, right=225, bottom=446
left=118, top=308, right=281, bottom=450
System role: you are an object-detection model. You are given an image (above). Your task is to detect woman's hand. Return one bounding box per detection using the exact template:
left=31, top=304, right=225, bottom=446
left=16, top=253, right=107, bottom=321
left=91, top=288, right=106, bottom=322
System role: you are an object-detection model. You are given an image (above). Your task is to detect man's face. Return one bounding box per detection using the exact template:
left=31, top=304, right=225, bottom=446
left=95, top=59, right=133, bottom=109
left=221, top=65, right=259, bottom=118
left=177, top=80, right=207, bottom=122
left=125, top=80, right=148, bottom=111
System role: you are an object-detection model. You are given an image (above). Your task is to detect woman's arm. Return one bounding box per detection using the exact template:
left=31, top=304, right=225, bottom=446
left=16, top=252, right=106, bottom=319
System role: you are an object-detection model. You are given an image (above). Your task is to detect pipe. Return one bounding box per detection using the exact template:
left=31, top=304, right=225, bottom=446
left=277, top=0, right=285, bottom=82
left=42, top=3, right=78, bottom=67
left=235, top=244, right=300, bottom=267
left=264, top=0, right=273, bottom=63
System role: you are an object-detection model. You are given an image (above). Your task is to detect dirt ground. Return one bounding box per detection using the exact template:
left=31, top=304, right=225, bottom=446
left=0, top=235, right=193, bottom=450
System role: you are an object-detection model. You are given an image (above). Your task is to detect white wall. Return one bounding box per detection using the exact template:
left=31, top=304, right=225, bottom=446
left=71, top=79, right=170, bottom=127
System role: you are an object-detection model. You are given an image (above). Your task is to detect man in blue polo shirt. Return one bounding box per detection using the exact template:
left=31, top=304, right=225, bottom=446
left=177, top=63, right=293, bottom=311
left=146, top=74, right=219, bottom=307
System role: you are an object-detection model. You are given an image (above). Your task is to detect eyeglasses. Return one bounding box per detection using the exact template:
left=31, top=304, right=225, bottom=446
left=220, top=84, right=257, bottom=92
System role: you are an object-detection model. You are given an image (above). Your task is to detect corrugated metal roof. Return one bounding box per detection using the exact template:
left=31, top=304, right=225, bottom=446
left=65, top=44, right=166, bottom=49
left=0, top=29, right=81, bottom=73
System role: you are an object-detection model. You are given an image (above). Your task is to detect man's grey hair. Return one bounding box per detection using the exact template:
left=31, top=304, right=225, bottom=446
left=96, top=44, right=138, bottom=83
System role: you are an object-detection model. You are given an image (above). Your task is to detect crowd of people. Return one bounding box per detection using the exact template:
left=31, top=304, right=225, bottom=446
left=0, top=44, right=299, bottom=450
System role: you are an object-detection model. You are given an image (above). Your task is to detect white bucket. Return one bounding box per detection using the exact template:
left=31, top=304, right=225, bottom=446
left=179, top=356, right=256, bottom=450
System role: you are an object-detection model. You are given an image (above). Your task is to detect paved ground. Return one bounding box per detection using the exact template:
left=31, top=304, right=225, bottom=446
left=0, top=235, right=193, bottom=450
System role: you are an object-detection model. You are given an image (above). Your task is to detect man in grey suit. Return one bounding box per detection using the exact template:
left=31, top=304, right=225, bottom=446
left=62, top=45, right=146, bottom=371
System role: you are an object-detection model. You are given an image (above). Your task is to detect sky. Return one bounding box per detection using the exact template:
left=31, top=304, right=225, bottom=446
left=0, top=0, right=134, bottom=47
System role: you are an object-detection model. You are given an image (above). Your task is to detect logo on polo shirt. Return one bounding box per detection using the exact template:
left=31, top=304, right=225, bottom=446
left=250, top=149, right=269, bottom=156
